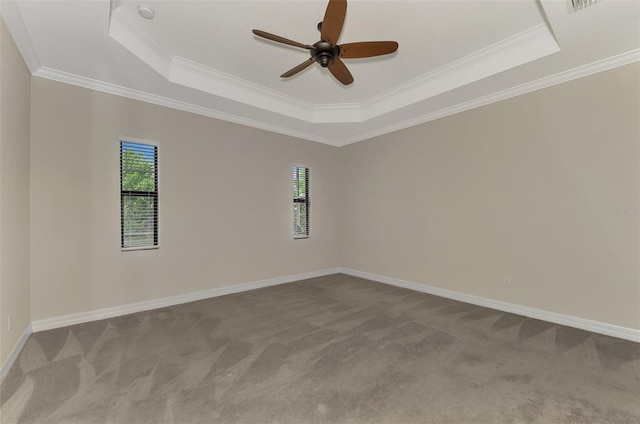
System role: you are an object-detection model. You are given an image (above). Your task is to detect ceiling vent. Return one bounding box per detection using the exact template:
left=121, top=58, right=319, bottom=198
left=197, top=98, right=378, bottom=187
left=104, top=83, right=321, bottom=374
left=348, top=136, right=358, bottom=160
left=567, top=0, right=601, bottom=13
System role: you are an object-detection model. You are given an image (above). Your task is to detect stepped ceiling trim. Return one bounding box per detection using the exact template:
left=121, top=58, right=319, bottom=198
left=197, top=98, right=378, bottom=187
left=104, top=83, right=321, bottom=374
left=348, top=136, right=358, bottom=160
left=4, top=0, right=639, bottom=145
left=33, top=49, right=639, bottom=147
left=109, top=6, right=560, bottom=124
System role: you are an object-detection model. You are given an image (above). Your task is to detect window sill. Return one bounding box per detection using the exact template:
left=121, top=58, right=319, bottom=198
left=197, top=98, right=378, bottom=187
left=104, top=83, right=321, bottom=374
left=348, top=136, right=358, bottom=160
left=294, top=236, right=310, bottom=240
left=121, top=246, right=159, bottom=252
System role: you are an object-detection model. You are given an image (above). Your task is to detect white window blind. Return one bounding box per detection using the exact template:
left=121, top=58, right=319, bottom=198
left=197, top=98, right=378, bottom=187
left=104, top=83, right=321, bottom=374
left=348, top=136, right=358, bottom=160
left=120, top=141, right=158, bottom=249
left=293, top=166, right=309, bottom=238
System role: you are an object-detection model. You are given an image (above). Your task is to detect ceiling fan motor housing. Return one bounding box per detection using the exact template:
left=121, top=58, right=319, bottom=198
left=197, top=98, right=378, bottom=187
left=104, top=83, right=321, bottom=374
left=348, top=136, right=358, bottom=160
left=312, top=41, right=340, bottom=67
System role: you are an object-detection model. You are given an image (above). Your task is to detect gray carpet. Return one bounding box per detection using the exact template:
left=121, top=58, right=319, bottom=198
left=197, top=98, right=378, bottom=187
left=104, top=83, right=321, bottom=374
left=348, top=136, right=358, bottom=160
left=1, top=274, right=639, bottom=423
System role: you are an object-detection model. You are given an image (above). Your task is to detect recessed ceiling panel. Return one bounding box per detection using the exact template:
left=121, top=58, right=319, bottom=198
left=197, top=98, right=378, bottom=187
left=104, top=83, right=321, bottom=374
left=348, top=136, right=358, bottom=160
left=113, top=0, right=548, bottom=104
left=109, top=1, right=560, bottom=122
left=5, top=0, right=639, bottom=145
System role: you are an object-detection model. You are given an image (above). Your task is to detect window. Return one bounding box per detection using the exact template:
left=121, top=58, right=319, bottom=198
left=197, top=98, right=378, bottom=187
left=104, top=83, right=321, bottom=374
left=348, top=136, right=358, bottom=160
left=293, top=166, right=309, bottom=238
left=120, top=141, right=158, bottom=249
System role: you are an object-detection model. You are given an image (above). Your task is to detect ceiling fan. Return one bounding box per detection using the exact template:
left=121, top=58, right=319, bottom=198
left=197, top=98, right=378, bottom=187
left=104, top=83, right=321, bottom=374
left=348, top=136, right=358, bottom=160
left=252, top=0, right=398, bottom=86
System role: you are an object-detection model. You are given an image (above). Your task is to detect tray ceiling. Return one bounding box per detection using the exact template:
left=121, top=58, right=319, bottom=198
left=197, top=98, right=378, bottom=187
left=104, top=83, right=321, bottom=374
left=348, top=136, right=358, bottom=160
left=2, top=0, right=639, bottom=145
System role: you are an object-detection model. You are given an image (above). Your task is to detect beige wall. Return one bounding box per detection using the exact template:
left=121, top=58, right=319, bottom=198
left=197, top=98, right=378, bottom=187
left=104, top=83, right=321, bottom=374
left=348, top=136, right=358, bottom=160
left=17, top=49, right=640, bottom=332
left=0, top=16, right=32, bottom=368
left=339, top=62, right=640, bottom=330
left=29, top=78, right=340, bottom=321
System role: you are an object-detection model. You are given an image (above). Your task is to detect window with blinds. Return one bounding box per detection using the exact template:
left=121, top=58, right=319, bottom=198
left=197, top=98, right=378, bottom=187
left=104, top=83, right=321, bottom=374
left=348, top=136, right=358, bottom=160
left=120, top=141, right=158, bottom=249
left=293, top=166, right=309, bottom=238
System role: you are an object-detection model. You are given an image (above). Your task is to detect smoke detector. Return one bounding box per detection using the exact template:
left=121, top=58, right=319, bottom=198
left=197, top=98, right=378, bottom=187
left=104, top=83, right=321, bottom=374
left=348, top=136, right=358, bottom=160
left=137, top=5, right=155, bottom=20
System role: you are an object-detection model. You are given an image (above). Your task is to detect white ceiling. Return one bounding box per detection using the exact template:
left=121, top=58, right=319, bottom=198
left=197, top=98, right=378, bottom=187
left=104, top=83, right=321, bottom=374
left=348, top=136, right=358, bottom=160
left=2, top=0, right=639, bottom=146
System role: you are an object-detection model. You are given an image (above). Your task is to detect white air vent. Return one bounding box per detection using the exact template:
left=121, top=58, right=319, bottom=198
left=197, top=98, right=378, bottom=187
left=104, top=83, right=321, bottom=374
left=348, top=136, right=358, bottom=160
left=567, top=0, right=601, bottom=13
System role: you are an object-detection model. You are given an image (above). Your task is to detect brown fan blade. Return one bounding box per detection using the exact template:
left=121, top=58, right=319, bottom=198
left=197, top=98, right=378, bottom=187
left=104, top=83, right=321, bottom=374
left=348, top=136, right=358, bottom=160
left=281, top=58, right=315, bottom=78
left=339, top=41, right=399, bottom=58
left=328, top=58, right=353, bottom=85
left=252, top=29, right=311, bottom=50
left=321, top=0, right=347, bottom=46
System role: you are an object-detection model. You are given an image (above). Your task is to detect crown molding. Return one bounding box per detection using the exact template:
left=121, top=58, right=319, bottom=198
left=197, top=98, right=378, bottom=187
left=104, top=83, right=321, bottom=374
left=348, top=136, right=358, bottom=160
left=4, top=1, right=638, bottom=146
left=333, top=48, right=640, bottom=146
left=313, top=102, right=362, bottom=122
left=33, top=66, right=339, bottom=146
left=359, top=23, right=560, bottom=120
left=170, top=56, right=316, bottom=121
left=108, top=5, right=560, bottom=124
left=32, top=47, right=639, bottom=147
left=109, top=6, right=316, bottom=122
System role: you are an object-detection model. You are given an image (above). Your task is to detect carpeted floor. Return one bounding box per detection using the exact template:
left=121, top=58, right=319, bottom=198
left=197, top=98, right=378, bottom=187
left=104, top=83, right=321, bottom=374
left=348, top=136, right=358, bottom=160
left=1, top=273, right=639, bottom=423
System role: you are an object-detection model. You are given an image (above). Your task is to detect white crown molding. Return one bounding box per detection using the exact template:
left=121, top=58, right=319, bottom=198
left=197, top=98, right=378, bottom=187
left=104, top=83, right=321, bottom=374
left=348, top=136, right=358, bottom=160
left=108, top=6, right=560, bottom=124
left=359, top=23, right=560, bottom=120
left=0, top=0, right=40, bottom=73
left=313, top=102, right=363, bottom=123
left=170, top=56, right=317, bottom=122
left=32, top=66, right=338, bottom=145
left=31, top=268, right=340, bottom=332
left=109, top=6, right=317, bottom=122
left=334, top=48, right=640, bottom=146
left=336, top=268, right=640, bottom=342
left=0, top=323, right=32, bottom=384
left=3, top=0, right=638, bottom=145
left=32, top=46, right=639, bottom=148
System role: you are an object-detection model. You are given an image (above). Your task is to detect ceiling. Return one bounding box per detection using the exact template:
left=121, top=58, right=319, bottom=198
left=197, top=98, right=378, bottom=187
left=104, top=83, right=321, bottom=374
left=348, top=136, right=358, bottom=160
left=2, top=0, right=639, bottom=146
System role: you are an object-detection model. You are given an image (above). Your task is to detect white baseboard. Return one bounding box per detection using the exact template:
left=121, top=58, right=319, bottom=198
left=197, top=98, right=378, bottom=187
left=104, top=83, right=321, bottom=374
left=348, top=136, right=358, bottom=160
left=336, top=268, right=640, bottom=343
left=0, top=323, right=32, bottom=384
left=25, top=266, right=640, bottom=342
left=31, top=268, right=339, bottom=332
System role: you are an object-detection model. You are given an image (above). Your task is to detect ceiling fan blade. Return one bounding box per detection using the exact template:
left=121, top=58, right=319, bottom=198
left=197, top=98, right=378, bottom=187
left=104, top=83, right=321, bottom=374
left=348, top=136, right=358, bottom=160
left=321, top=0, right=347, bottom=46
left=281, top=58, right=315, bottom=78
left=252, top=29, right=311, bottom=50
left=339, top=41, right=399, bottom=58
left=328, top=58, right=353, bottom=85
